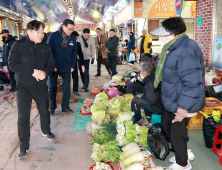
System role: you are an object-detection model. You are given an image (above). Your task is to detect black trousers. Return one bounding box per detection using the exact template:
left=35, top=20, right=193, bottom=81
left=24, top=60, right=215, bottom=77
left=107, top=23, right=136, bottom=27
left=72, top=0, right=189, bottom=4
left=108, top=55, right=117, bottom=77
left=97, top=54, right=111, bottom=75
left=16, top=84, right=51, bottom=149
left=7, top=64, right=16, bottom=89
left=72, top=60, right=79, bottom=92
left=162, top=111, right=190, bottom=167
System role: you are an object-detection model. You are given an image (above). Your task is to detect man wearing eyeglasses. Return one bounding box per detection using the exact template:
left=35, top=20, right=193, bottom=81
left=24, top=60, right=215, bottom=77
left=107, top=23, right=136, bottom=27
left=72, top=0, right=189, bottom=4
left=47, top=19, right=77, bottom=115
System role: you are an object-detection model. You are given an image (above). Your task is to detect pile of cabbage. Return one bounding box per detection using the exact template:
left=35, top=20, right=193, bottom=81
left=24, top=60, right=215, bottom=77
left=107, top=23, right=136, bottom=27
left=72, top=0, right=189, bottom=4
left=116, top=120, right=149, bottom=147
left=90, top=141, right=121, bottom=163
left=90, top=93, right=134, bottom=125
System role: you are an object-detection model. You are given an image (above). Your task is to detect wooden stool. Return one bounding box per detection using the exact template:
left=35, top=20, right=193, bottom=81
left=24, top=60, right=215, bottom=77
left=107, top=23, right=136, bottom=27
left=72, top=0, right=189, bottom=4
left=211, top=119, right=222, bottom=166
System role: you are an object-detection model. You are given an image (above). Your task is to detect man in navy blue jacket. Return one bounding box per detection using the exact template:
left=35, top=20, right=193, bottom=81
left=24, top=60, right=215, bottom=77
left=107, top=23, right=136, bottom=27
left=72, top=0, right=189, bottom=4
left=47, top=19, right=77, bottom=115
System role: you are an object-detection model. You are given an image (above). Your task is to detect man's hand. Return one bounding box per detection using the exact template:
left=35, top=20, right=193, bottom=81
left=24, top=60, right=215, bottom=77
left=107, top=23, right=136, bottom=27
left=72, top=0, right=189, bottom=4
left=32, top=69, right=40, bottom=81
left=106, top=49, right=110, bottom=52
left=172, top=106, right=188, bottom=123
left=38, top=71, right=46, bottom=80
left=71, top=68, right=74, bottom=72
left=54, top=67, right=57, bottom=72
left=82, top=65, right=85, bottom=73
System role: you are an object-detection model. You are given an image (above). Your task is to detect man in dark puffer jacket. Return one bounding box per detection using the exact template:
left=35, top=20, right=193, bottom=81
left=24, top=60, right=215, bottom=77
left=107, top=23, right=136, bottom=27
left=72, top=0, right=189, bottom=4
left=149, top=17, right=205, bottom=170
left=9, top=20, right=55, bottom=160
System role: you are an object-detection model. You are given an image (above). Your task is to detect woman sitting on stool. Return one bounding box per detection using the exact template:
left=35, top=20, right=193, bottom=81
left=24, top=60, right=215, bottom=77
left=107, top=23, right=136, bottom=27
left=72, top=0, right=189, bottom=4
left=131, top=62, right=164, bottom=123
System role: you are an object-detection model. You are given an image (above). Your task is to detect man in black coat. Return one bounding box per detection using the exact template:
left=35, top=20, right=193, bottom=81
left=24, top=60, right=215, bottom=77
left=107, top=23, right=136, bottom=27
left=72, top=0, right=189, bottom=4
left=8, top=20, right=55, bottom=159
left=105, top=29, right=119, bottom=78
left=131, top=62, right=164, bottom=123
left=1, top=29, right=16, bottom=92
left=72, top=31, right=85, bottom=96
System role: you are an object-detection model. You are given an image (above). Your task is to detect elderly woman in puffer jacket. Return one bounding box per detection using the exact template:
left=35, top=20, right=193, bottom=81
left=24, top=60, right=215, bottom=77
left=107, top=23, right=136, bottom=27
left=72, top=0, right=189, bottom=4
left=78, top=28, right=96, bottom=92
left=149, top=17, right=205, bottom=170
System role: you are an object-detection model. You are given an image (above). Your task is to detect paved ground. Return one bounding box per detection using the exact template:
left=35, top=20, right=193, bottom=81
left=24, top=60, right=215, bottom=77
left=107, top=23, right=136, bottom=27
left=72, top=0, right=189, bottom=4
left=0, top=63, right=222, bottom=170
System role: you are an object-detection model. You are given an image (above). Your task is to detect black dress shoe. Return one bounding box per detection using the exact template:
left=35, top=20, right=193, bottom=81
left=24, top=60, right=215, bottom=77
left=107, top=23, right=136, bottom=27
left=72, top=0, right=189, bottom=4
left=49, top=109, right=55, bottom=115
left=73, top=92, right=80, bottom=96
left=82, top=86, right=85, bottom=89
left=95, top=74, right=101, bottom=77
left=85, top=88, right=89, bottom=92
left=18, top=147, right=29, bottom=159
left=62, top=106, right=73, bottom=114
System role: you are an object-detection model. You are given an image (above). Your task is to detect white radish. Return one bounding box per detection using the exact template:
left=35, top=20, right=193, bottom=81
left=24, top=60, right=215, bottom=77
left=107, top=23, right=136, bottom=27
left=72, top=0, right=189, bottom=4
left=141, top=151, right=150, bottom=160
left=122, top=142, right=138, bottom=152
left=121, top=152, right=145, bottom=167
left=122, top=163, right=144, bottom=170
left=120, top=145, right=141, bottom=160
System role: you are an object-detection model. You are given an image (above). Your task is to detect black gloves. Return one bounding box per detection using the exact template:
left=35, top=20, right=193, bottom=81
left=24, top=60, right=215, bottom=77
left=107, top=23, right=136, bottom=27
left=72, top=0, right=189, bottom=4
left=91, top=59, right=94, bottom=64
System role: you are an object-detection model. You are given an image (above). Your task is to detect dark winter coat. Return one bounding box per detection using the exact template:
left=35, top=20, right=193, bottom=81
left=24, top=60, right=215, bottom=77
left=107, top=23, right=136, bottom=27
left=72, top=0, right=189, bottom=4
left=2, top=34, right=15, bottom=65
left=161, top=35, right=205, bottom=113
left=128, top=37, right=135, bottom=52
left=105, top=35, right=119, bottom=56
left=142, top=75, right=164, bottom=115
left=47, top=28, right=77, bottom=72
left=8, top=37, right=55, bottom=88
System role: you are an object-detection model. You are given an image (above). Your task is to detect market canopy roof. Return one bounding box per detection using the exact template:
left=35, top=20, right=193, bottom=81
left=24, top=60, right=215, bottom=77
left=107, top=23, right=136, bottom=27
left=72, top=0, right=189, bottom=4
left=0, top=0, right=118, bottom=25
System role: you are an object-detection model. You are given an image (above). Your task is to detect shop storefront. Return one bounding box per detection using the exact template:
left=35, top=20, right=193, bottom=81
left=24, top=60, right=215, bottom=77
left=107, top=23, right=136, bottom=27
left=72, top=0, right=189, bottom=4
left=0, top=7, right=23, bottom=45
left=113, top=0, right=196, bottom=54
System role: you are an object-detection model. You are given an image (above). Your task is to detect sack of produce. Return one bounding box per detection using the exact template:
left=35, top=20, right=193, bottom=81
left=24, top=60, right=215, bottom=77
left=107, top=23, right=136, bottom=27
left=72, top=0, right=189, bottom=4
left=147, top=124, right=169, bottom=161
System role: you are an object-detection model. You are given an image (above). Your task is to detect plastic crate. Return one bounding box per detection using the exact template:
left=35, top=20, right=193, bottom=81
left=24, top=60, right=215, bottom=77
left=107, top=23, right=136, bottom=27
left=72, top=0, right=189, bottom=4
left=187, top=113, right=204, bottom=130
left=187, top=97, right=222, bottom=130
left=202, top=97, right=222, bottom=115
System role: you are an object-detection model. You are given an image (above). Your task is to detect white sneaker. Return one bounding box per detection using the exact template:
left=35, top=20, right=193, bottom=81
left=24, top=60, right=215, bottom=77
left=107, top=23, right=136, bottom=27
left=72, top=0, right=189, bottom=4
left=169, top=149, right=195, bottom=163
left=169, top=162, right=192, bottom=170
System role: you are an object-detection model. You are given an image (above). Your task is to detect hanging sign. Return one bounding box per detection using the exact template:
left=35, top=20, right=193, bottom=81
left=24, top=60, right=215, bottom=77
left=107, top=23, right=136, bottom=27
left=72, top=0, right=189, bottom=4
left=175, top=0, right=184, bottom=14
left=147, top=0, right=177, bottom=18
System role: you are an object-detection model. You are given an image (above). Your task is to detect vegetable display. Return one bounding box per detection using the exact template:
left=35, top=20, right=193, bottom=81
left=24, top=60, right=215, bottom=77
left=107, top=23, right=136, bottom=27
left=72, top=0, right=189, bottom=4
left=110, top=96, right=126, bottom=109
left=90, top=141, right=121, bottom=163
left=112, top=76, right=122, bottom=83
left=86, top=122, right=101, bottom=136
left=89, top=130, right=114, bottom=145
left=91, top=102, right=107, bottom=114
left=92, top=162, right=112, bottom=170
left=119, top=143, right=151, bottom=169
left=95, top=92, right=109, bottom=102
left=81, top=103, right=92, bottom=114
left=116, top=121, right=149, bottom=147
left=91, top=111, right=110, bottom=124
left=91, top=86, right=103, bottom=93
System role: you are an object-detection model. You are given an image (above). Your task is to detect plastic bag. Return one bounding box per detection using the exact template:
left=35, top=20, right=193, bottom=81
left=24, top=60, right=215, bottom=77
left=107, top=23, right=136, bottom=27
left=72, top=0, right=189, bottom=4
left=147, top=124, right=170, bottom=161
left=129, top=52, right=135, bottom=62
left=108, top=87, right=119, bottom=99
left=203, top=116, right=218, bottom=148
